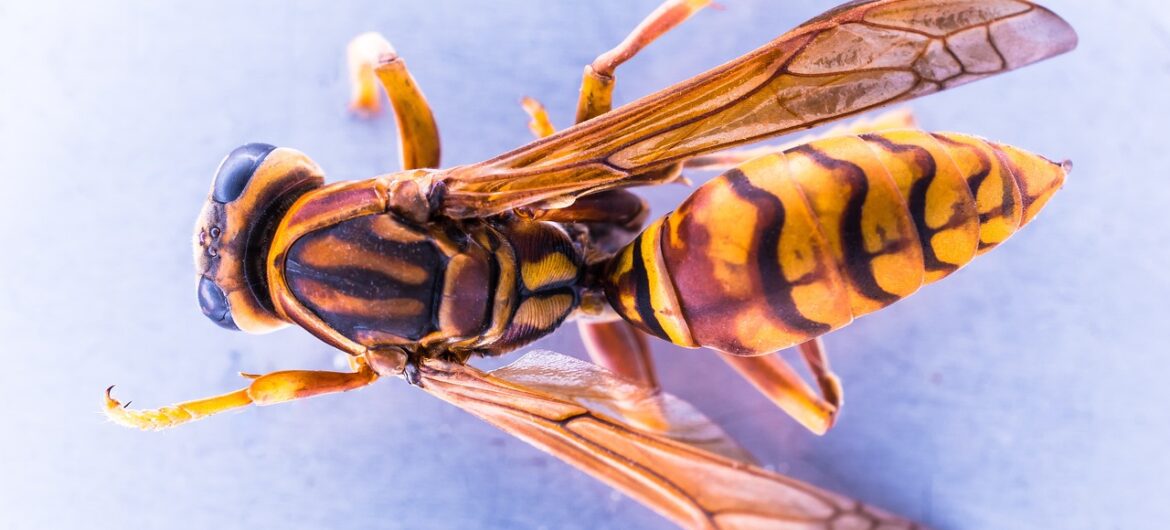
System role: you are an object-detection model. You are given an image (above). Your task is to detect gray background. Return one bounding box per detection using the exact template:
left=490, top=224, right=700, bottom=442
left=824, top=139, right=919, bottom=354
left=1, top=1, right=1165, bottom=529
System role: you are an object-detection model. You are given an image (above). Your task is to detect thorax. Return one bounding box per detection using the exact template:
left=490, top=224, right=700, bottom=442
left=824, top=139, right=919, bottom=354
left=265, top=179, right=587, bottom=360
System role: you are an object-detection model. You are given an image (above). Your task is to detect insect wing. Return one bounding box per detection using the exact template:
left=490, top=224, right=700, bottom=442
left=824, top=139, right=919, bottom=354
left=475, top=350, right=753, bottom=462
left=684, top=107, right=919, bottom=172
left=419, top=351, right=916, bottom=529
left=438, top=0, right=1076, bottom=217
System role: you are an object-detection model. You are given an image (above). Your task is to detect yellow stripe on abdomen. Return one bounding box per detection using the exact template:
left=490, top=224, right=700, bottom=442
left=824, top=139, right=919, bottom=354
left=930, top=132, right=1023, bottom=254
left=784, top=136, right=925, bottom=315
left=859, top=130, right=980, bottom=283
left=608, top=154, right=853, bottom=355
left=604, top=131, right=1067, bottom=354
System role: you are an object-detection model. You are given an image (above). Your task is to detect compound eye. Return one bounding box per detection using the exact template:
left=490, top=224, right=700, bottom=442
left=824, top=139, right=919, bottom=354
left=198, top=276, right=239, bottom=330
left=211, top=143, right=277, bottom=203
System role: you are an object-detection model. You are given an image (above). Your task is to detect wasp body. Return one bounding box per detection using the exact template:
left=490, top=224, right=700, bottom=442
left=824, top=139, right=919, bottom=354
left=112, top=1, right=1078, bottom=527
left=196, top=128, right=1066, bottom=368
left=192, top=143, right=599, bottom=364
left=608, top=131, right=1067, bottom=354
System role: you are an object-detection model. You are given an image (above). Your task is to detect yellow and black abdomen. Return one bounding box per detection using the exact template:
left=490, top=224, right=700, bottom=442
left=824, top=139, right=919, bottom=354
left=604, top=131, right=1068, bottom=355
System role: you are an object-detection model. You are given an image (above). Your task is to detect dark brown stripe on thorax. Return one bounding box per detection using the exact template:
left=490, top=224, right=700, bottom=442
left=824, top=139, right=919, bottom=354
left=285, top=214, right=443, bottom=342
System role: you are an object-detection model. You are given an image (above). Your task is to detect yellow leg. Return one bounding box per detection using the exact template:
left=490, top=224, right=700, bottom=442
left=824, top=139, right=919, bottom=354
left=523, top=1, right=714, bottom=400
left=519, top=3, right=715, bottom=419
left=104, top=358, right=377, bottom=431
left=797, top=338, right=843, bottom=409
left=576, top=0, right=711, bottom=122
left=578, top=319, right=659, bottom=390
left=520, top=96, right=556, bottom=139
left=520, top=96, right=664, bottom=425
left=684, top=108, right=919, bottom=171
left=718, top=338, right=842, bottom=435
left=518, top=98, right=651, bottom=232
left=347, top=32, right=441, bottom=170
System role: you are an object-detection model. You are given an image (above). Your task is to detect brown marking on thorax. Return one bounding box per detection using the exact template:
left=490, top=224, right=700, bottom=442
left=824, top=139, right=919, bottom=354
left=266, top=179, right=588, bottom=360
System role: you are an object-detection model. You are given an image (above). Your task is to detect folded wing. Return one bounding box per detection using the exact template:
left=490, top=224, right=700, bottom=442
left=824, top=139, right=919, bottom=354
left=419, top=350, right=917, bottom=529
left=437, top=0, right=1075, bottom=218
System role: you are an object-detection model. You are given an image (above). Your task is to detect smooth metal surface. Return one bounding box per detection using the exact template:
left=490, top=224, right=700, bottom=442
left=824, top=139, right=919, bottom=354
left=0, top=2, right=1164, bottom=529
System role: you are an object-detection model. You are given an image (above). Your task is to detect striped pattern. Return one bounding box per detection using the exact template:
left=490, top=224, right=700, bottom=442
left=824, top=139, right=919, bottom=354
left=285, top=213, right=493, bottom=347
left=505, top=219, right=582, bottom=293
left=271, top=189, right=586, bottom=358
left=608, top=217, right=696, bottom=347
left=605, top=131, right=1067, bottom=354
left=476, top=219, right=584, bottom=355
left=437, top=0, right=1076, bottom=219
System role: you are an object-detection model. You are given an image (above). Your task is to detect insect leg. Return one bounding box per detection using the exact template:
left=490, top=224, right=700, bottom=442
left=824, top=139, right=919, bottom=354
left=572, top=319, right=678, bottom=437
left=516, top=98, right=650, bottom=235
left=538, top=0, right=715, bottom=220
left=347, top=32, right=441, bottom=170
left=519, top=2, right=714, bottom=398
left=796, top=337, right=843, bottom=411
left=684, top=108, right=919, bottom=172
left=567, top=0, right=714, bottom=396
left=104, top=357, right=377, bottom=431
left=530, top=123, right=661, bottom=393
left=520, top=96, right=556, bottom=139
left=518, top=102, right=656, bottom=388
left=577, top=319, right=659, bottom=390
left=449, top=0, right=714, bottom=217
left=519, top=97, right=662, bottom=397
left=575, top=0, right=712, bottom=122
left=419, top=353, right=919, bottom=529
left=718, top=340, right=841, bottom=435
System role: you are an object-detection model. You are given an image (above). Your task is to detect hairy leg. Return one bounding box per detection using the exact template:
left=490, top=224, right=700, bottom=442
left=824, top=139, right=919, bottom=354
left=105, top=357, right=377, bottom=431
